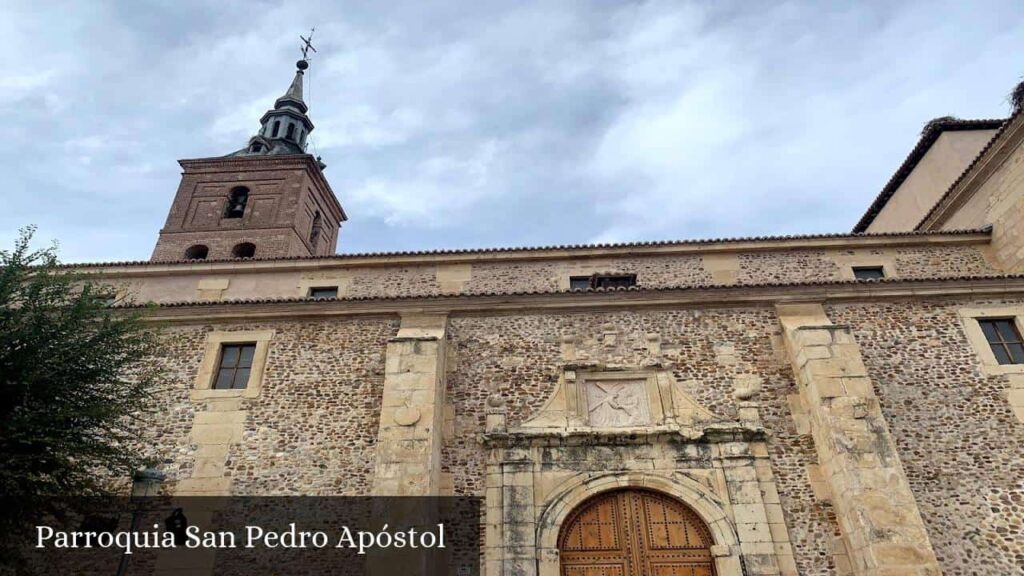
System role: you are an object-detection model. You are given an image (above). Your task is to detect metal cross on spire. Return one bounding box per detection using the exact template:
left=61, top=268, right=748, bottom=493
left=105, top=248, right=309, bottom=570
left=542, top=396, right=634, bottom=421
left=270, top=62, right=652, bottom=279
left=300, top=28, right=317, bottom=60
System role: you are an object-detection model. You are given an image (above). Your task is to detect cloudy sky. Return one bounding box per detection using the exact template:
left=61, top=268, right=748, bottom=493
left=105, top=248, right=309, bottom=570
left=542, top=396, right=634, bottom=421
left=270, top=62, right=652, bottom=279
left=2, top=0, right=1022, bottom=262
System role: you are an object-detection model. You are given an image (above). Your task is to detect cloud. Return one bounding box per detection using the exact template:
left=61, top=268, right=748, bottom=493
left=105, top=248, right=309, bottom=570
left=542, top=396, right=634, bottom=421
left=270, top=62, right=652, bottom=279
left=348, top=139, right=499, bottom=226
left=0, top=0, right=1022, bottom=261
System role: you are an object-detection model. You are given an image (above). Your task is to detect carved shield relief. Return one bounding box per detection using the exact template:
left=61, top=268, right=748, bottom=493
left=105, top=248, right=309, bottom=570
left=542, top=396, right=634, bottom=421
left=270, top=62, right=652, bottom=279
left=585, top=379, right=651, bottom=427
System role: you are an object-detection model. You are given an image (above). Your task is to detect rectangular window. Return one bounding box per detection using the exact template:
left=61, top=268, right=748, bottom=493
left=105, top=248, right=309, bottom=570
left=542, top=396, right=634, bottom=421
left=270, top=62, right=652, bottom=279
left=569, top=274, right=638, bottom=290
left=308, top=286, right=338, bottom=299
left=214, top=343, right=256, bottom=389
left=593, top=274, right=637, bottom=289
left=852, top=266, right=885, bottom=280
left=978, top=318, right=1024, bottom=365
left=569, top=276, right=592, bottom=291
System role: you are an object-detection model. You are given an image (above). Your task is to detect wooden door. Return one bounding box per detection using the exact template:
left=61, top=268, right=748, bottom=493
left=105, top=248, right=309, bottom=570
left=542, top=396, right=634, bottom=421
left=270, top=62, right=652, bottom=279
left=559, top=489, right=715, bottom=576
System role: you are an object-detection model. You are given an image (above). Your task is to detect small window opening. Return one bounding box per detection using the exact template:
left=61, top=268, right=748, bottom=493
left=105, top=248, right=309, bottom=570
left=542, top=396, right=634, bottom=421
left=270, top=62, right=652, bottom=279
left=308, top=286, right=338, bottom=299
left=224, top=186, right=249, bottom=219
left=569, top=276, right=592, bottom=291
left=184, top=245, right=209, bottom=260
left=979, top=318, right=1024, bottom=365
left=271, top=121, right=281, bottom=138
left=570, top=274, right=637, bottom=290
left=285, top=123, right=295, bottom=140
left=309, top=210, right=323, bottom=249
left=232, top=242, right=256, bottom=259
left=250, top=142, right=263, bottom=153
left=852, top=266, right=885, bottom=280
left=214, top=343, right=256, bottom=389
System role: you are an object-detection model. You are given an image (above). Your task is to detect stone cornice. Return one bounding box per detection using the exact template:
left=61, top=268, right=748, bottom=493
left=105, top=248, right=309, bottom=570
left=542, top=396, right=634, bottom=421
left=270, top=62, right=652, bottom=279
left=69, top=230, right=990, bottom=277
left=135, top=275, right=1024, bottom=323
left=917, top=110, right=1024, bottom=230
left=480, top=423, right=764, bottom=448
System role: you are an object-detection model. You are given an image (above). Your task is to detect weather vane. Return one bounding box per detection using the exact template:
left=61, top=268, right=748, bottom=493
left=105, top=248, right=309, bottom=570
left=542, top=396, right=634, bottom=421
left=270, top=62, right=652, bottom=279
left=300, top=28, right=317, bottom=61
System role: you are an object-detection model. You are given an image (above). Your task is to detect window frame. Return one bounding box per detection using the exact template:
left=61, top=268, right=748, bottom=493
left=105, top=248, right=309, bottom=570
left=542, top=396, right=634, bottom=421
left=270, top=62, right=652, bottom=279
left=959, top=307, right=1024, bottom=375
left=193, top=330, right=274, bottom=400
left=851, top=266, right=885, bottom=281
left=977, top=318, right=1024, bottom=365
left=307, top=286, right=338, bottom=299
left=568, top=274, right=638, bottom=291
left=213, top=343, right=257, bottom=389
left=309, top=210, right=323, bottom=248
left=569, top=276, right=592, bottom=291
left=224, top=187, right=249, bottom=219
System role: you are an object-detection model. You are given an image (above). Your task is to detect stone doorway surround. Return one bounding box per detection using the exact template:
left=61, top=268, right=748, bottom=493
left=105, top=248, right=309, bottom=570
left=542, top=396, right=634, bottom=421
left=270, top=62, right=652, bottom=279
left=481, top=362, right=798, bottom=576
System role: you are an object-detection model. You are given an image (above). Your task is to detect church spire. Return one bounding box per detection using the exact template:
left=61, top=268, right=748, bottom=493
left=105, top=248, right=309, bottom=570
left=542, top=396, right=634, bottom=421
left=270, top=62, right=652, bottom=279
left=228, top=31, right=319, bottom=161
left=275, top=64, right=307, bottom=112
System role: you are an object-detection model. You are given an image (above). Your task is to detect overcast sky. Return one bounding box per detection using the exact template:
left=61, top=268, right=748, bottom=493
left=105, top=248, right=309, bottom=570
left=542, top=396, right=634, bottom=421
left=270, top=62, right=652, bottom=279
left=2, top=0, right=1023, bottom=262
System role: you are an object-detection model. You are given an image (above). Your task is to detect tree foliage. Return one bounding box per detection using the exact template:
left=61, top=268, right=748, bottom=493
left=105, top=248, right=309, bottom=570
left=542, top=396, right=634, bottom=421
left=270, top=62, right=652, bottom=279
left=0, top=227, right=161, bottom=559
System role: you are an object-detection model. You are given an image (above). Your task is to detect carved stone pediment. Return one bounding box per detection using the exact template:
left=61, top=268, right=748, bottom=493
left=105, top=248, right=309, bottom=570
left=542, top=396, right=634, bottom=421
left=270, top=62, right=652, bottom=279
left=517, top=366, right=729, bottom=435
left=487, top=328, right=754, bottom=443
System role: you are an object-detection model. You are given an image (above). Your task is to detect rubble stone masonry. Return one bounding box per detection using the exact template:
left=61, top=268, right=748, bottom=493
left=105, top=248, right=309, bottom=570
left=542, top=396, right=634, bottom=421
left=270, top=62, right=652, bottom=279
left=130, top=288, right=1024, bottom=575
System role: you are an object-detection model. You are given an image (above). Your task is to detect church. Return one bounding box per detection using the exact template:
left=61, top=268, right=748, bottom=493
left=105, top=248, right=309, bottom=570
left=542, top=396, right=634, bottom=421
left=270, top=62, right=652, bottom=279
left=77, top=53, right=1024, bottom=576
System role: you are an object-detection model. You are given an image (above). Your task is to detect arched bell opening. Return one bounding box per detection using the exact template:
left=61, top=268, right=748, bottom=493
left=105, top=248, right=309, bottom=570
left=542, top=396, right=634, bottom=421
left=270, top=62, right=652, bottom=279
left=231, top=242, right=256, bottom=259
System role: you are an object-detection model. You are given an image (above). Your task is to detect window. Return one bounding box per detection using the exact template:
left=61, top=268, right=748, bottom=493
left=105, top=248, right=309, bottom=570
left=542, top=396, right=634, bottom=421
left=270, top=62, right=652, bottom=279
left=570, top=274, right=637, bottom=290
left=250, top=142, right=264, bottom=153
left=286, top=123, right=295, bottom=140
left=978, top=318, right=1024, bottom=365
left=184, top=244, right=209, bottom=260
left=232, top=242, right=256, bottom=258
left=193, top=330, right=274, bottom=399
left=272, top=121, right=281, bottom=138
left=569, top=276, right=592, bottom=291
left=308, top=286, right=338, bottom=299
left=309, top=211, right=323, bottom=248
left=852, top=266, right=885, bottom=280
left=214, top=343, right=256, bottom=389
left=224, top=187, right=249, bottom=219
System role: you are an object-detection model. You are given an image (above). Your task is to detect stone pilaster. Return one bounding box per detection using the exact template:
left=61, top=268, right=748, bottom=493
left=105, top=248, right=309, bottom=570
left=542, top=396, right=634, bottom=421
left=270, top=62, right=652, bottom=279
left=776, top=304, right=940, bottom=576
left=372, top=313, right=448, bottom=496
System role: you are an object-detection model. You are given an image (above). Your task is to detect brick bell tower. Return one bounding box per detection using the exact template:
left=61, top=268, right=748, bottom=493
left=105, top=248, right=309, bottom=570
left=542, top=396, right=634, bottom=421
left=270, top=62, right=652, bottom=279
left=151, top=56, right=346, bottom=262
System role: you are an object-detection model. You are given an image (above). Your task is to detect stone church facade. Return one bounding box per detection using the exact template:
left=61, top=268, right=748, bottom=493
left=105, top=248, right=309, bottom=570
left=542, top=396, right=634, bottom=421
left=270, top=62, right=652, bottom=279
left=75, top=59, right=1024, bottom=575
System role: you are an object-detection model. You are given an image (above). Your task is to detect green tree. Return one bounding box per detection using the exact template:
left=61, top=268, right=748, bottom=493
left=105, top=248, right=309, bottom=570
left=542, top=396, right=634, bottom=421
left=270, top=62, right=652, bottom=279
left=0, top=227, right=161, bottom=566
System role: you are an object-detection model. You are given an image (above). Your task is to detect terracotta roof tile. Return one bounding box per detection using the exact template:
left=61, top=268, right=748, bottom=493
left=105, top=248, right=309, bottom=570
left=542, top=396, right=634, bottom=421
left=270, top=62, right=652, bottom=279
left=61, top=228, right=991, bottom=269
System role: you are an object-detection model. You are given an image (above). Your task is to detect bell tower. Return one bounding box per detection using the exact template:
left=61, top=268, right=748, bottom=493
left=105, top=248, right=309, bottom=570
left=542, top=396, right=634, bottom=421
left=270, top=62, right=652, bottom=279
left=151, top=53, right=346, bottom=262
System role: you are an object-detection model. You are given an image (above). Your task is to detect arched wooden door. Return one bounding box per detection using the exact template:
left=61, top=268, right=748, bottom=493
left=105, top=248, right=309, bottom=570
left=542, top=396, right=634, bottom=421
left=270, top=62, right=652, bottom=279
left=558, top=489, right=716, bottom=576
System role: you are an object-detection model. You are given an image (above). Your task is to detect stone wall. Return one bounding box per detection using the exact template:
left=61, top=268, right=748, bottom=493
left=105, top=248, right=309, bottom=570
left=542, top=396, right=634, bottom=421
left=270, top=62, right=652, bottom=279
left=130, top=293, right=1024, bottom=574
left=115, top=239, right=995, bottom=305
left=136, top=317, right=397, bottom=496
left=829, top=298, right=1024, bottom=575
left=942, top=136, right=1024, bottom=273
